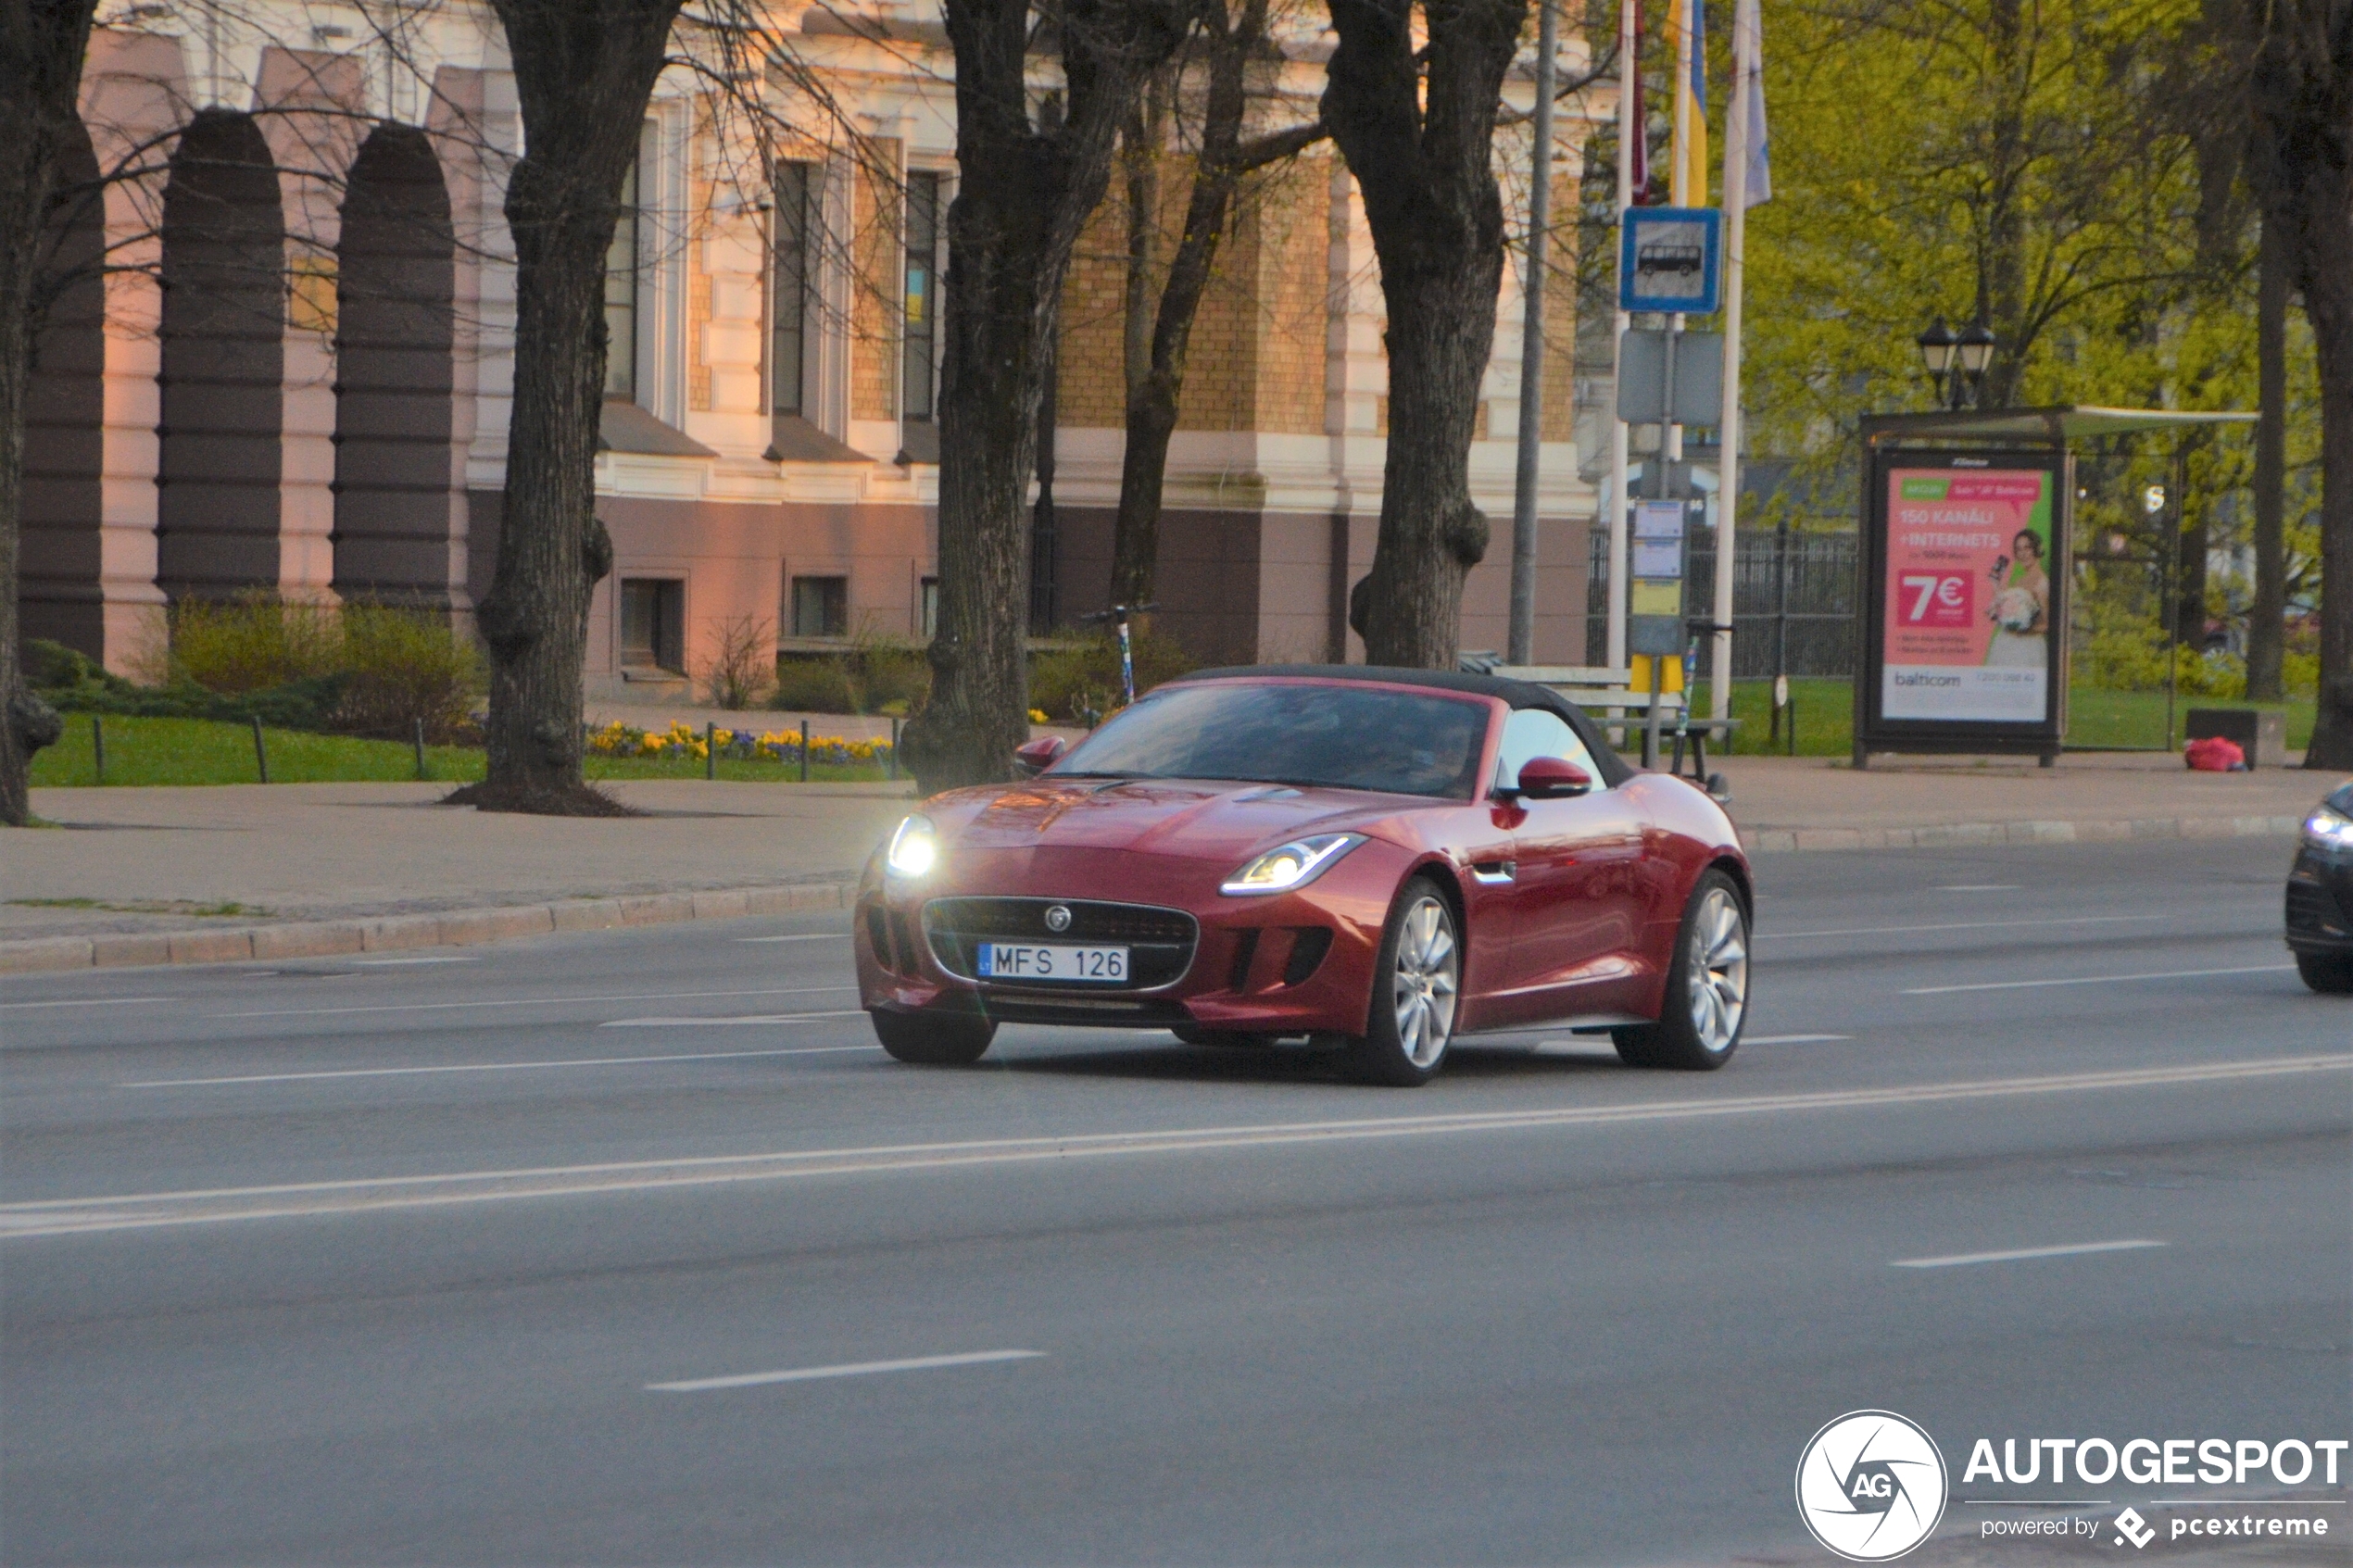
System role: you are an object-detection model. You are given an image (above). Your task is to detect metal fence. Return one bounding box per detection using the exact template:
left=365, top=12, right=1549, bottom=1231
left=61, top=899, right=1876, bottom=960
left=1584, top=526, right=1858, bottom=678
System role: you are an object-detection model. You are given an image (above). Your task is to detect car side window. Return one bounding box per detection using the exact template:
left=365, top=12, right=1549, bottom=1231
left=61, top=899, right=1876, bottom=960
left=1493, top=709, right=1601, bottom=793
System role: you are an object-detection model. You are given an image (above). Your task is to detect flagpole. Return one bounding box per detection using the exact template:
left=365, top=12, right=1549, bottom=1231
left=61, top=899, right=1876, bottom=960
left=1607, top=0, right=1636, bottom=676
left=1711, top=0, right=1752, bottom=724
left=1508, top=0, right=1557, bottom=666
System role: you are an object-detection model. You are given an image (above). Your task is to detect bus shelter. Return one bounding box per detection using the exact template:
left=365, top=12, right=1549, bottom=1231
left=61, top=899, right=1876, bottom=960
left=1853, top=407, right=2255, bottom=768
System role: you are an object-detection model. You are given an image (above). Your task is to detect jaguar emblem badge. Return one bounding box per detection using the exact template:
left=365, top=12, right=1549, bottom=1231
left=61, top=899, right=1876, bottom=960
left=1044, top=904, right=1073, bottom=933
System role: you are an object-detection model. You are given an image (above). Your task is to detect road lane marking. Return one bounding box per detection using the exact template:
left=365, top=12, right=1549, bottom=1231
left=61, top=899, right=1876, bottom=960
left=736, top=934, right=850, bottom=945
left=1905, top=964, right=2296, bottom=995
left=1936, top=884, right=2020, bottom=892
left=120, top=1042, right=882, bottom=1087
left=1763, top=915, right=2173, bottom=940
left=1744, top=1034, right=1852, bottom=1045
left=0, top=997, right=176, bottom=1011
left=600, top=1012, right=867, bottom=1027
left=647, top=1349, right=1043, bottom=1392
left=6, top=1053, right=2343, bottom=1239
left=1894, top=1239, right=2167, bottom=1269
left=214, top=986, right=858, bottom=1020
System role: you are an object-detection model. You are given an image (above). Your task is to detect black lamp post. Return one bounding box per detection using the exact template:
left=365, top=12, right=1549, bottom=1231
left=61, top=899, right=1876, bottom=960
left=1916, top=315, right=1996, bottom=409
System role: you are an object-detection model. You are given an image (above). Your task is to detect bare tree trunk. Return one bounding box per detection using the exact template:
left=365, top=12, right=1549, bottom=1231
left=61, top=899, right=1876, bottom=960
left=0, top=0, right=94, bottom=828
left=2247, top=0, right=2353, bottom=768
left=1323, top=0, right=1528, bottom=668
left=457, top=0, right=684, bottom=813
left=1977, top=0, right=2027, bottom=408
left=2248, top=210, right=2288, bottom=702
left=900, top=0, right=1183, bottom=793
left=2175, top=434, right=2210, bottom=650
left=1110, top=0, right=1322, bottom=610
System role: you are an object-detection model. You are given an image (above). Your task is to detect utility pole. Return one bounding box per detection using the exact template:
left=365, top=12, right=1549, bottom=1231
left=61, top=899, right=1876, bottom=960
left=1507, top=0, right=1558, bottom=665
left=1605, top=0, right=1637, bottom=673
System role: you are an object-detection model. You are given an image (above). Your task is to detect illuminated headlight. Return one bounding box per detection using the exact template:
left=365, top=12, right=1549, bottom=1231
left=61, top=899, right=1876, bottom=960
left=2303, top=806, right=2353, bottom=851
left=886, top=814, right=939, bottom=878
left=1220, top=834, right=1364, bottom=897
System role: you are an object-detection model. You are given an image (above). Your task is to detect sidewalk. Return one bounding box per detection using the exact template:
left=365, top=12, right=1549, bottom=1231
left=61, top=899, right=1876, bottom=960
left=6, top=754, right=2338, bottom=972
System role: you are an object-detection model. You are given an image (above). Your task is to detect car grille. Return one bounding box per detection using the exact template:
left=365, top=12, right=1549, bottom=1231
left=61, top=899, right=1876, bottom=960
left=923, top=897, right=1198, bottom=989
left=2287, top=877, right=2347, bottom=938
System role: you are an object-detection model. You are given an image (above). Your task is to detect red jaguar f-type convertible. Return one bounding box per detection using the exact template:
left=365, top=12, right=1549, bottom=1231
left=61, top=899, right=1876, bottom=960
left=854, top=667, right=1752, bottom=1085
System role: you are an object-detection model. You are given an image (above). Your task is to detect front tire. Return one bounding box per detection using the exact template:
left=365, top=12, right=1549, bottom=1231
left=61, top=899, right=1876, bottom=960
left=1342, top=877, right=1461, bottom=1086
left=2296, top=951, right=2353, bottom=995
left=871, top=1009, right=996, bottom=1065
left=1614, top=869, right=1749, bottom=1071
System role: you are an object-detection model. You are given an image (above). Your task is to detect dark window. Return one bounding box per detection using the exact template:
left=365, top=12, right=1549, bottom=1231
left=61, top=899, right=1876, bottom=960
left=901, top=171, right=940, bottom=423
left=602, top=133, right=648, bottom=401
left=620, top=578, right=684, bottom=671
left=1054, top=682, right=1493, bottom=799
left=792, top=574, right=849, bottom=638
left=771, top=161, right=812, bottom=420
left=920, top=576, right=938, bottom=638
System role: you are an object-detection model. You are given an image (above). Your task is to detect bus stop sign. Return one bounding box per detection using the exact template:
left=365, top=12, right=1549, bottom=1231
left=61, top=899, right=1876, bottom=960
left=1619, top=207, right=1722, bottom=315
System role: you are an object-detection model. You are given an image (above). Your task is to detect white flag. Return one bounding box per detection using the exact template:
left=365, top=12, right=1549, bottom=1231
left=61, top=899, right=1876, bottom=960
left=1736, top=0, right=1771, bottom=205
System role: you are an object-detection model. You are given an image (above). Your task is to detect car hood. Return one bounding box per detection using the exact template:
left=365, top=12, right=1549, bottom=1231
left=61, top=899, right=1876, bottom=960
left=928, top=777, right=1421, bottom=865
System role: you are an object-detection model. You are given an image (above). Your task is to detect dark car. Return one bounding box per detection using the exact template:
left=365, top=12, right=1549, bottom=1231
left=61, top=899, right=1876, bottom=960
left=854, top=667, right=1754, bottom=1086
left=2287, top=781, right=2353, bottom=994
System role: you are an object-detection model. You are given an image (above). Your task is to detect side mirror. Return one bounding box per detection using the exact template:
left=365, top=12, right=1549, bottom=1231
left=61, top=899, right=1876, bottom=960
left=1513, top=756, right=1592, bottom=800
left=1013, top=734, right=1068, bottom=777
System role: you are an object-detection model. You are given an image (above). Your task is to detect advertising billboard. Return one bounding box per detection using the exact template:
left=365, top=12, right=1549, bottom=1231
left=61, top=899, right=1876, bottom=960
left=1857, top=448, right=2070, bottom=759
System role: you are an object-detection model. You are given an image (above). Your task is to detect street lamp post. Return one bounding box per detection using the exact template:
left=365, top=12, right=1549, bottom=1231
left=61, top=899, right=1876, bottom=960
left=1915, top=316, right=1996, bottom=410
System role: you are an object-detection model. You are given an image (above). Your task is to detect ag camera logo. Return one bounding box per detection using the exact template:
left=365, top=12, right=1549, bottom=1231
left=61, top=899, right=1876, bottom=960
left=1796, top=1411, right=1949, bottom=1562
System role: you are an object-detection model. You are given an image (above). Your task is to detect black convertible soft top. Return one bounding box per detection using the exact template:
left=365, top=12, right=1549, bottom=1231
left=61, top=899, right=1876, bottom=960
left=1171, top=663, right=1636, bottom=789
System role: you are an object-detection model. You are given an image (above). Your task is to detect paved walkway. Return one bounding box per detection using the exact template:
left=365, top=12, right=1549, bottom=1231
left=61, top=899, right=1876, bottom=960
left=6, top=752, right=2339, bottom=970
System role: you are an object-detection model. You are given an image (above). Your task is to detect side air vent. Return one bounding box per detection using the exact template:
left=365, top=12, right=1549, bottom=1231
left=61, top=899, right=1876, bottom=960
left=1283, top=927, right=1333, bottom=986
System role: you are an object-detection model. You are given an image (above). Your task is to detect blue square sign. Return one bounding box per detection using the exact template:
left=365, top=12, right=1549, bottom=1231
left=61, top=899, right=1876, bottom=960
left=1618, top=207, right=1722, bottom=315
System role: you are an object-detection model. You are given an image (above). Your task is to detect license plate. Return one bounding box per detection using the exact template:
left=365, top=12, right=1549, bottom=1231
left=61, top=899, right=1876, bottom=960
left=975, top=943, right=1129, bottom=983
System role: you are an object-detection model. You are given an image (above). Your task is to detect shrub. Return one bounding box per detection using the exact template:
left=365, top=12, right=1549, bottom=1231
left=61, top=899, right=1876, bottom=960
left=850, top=628, right=929, bottom=715
left=1027, top=627, right=1194, bottom=723
left=336, top=603, right=484, bottom=742
left=771, top=656, right=857, bottom=714
left=702, top=616, right=775, bottom=709
left=25, top=639, right=98, bottom=689
left=146, top=593, right=341, bottom=692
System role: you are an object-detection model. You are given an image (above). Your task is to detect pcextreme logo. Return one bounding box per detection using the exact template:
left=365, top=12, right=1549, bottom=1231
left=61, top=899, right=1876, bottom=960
left=1796, top=1410, right=1951, bottom=1562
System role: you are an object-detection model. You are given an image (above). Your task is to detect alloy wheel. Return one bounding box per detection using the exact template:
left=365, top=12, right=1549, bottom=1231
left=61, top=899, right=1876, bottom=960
left=1390, top=894, right=1460, bottom=1069
left=1685, top=885, right=1749, bottom=1053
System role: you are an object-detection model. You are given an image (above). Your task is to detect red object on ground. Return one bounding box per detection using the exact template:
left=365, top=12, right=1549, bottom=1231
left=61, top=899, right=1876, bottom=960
left=2184, top=735, right=2246, bottom=771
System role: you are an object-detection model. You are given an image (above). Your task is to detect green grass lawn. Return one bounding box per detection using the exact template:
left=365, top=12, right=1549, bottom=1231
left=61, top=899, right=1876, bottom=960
left=1713, top=678, right=2317, bottom=759
left=30, top=714, right=900, bottom=788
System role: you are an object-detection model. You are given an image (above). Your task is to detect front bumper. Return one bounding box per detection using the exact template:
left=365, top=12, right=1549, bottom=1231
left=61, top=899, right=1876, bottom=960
left=2285, top=846, right=2353, bottom=955
left=854, top=845, right=1406, bottom=1035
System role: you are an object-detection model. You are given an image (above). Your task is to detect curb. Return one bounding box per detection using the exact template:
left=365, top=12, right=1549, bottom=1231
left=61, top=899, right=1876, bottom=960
left=0, top=812, right=2309, bottom=976
left=0, top=879, right=861, bottom=976
left=1738, top=813, right=2305, bottom=855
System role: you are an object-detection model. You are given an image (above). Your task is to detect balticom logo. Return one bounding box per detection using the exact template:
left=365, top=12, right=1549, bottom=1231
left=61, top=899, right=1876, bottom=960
left=1796, top=1411, right=1950, bottom=1562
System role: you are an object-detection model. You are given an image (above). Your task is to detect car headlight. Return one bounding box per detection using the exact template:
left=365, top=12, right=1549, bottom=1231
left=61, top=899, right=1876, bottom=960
left=886, top=814, right=939, bottom=878
left=2303, top=805, right=2353, bottom=851
left=1220, top=834, right=1364, bottom=896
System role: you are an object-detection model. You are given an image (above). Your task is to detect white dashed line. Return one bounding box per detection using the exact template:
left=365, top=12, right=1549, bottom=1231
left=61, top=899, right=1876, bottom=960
left=1894, top=1239, right=2167, bottom=1269
left=647, top=1349, right=1044, bottom=1393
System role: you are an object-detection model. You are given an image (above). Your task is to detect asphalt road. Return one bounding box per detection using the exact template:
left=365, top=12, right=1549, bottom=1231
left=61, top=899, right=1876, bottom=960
left=4, top=835, right=2347, bottom=1566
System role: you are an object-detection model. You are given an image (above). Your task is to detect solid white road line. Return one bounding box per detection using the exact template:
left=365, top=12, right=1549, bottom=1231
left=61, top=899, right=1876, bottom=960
left=121, top=1043, right=882, bottom=1087
left=6, top=1054, right=2342, bottom=1239
left=600, top=1011, right=867, bottom=1028
left=1894, top=1239, right=2168, bottom=1269
left=215, top=985, right=858, bottom=1020
left=1763, top=914, right=2173, bottom=940
left=0, top=997, right=176, bottom=1011
left=1905, top=964, right=2296, bottom=996
left=647, top=1349, right=1044, bottom=1393
left=1743, top=1034, right=1853, bottom=1045
left=736, top=934, right=850, bottom=945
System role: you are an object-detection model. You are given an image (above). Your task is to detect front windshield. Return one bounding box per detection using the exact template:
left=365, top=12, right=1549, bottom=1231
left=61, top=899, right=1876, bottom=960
left=1051, top=681, right=1492, bottom=798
